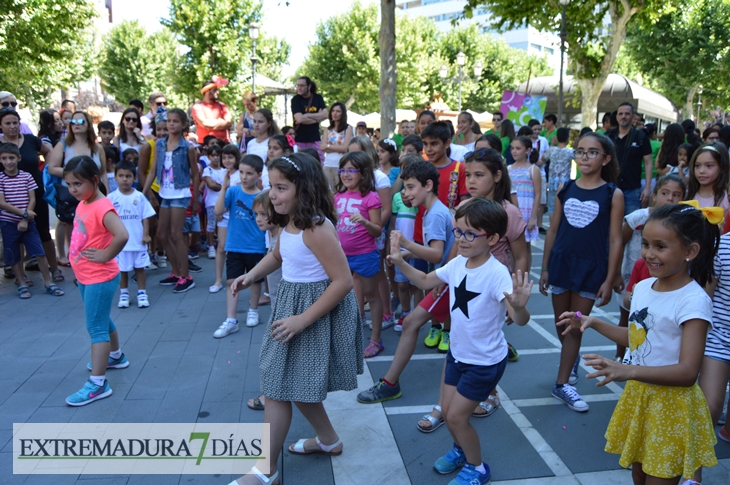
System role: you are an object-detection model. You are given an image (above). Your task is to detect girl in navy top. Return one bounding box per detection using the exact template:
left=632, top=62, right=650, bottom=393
left=540, top=133, right=624, bottom=413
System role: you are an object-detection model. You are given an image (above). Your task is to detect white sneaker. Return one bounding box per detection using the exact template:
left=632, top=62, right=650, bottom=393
left=246, top=309, right=260, bottom=327
left=214, top=320, right=239, bottom=338
left=118, top=293, right=130, bottom=308
left=157, top=255, right=167, bottom=268
left=208, top=247, right=216, bottom=259
left=145, top=262, right=158, bottom=270
left=381, top=314, right=396, bottom=330
left=137, top=293, right=150, bottom=308
left=552, top=384, right=589, bottom=412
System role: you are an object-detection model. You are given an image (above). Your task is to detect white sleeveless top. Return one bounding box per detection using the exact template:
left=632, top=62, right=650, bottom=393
left=61, top=144, right=102, bottom=187
left=119, top=140, right=142, bottom=158
left=279, top=223, right=330, bottom=283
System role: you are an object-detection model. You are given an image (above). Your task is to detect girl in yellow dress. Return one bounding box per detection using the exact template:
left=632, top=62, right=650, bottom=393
left=557, top=202, right=720, bottom=484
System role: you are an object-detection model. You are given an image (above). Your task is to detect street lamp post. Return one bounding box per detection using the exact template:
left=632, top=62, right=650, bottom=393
left=248, top=22, right=260, bottom=95
left=439, top=53, right=483, bottom=113
left=558, top=0, right=569, bottom=127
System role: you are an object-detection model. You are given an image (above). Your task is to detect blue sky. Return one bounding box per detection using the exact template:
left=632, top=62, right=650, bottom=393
left=113, top=0, right=377, bottom=77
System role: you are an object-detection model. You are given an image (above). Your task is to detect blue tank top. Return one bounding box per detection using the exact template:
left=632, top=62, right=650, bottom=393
left=548, top=180, right=616, bottom=294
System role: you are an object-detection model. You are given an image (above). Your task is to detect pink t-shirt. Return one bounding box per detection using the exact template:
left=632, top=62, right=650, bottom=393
left=491, top=200, right=527, bottom=269
left=334, top=190, right=382, bottom=256
left=69, top=197, right=120, bottom=285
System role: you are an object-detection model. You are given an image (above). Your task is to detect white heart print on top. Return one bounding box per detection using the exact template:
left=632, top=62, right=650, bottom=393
left=564, top=198, right=600, bottom=228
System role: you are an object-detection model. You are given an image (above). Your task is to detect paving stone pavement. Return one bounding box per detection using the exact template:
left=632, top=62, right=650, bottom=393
left=1, top=238, right=729, bottom=484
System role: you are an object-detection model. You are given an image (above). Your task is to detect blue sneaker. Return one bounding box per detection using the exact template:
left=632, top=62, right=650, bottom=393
left=434, top=445, right=466, bottom=474
left=65, top=379, right=112, bottom=406
left=569, top=354, right=580, bottom=385
left=448, top=463, right=491, bottom=485
left=86, top=353, right=129, bottom=370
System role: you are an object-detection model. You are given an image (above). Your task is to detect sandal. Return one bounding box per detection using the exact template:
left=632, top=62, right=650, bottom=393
left=57, top=259, right=71, bottom=267
left=24, top=259, right=39, bottom=271
left=417, top=405, right=445, bottom=433
left=472, top=392, right=500, bottom=418
left=258, top=294, right=271, bottom=306
left=3, top=265, right=14, bottom=279
left=15, top=275, right=34, bottom=287
left=226, top=466, right=279, bottom=485
left=17, top=285, right=31, bottom=299
left=52, top=267, right=65, bottom=282
left=288, top=437, right=343, bottom=456
left=45, top=284, right=65, bottom=296
left=247, top=396, right=265, bottom=410
left=364, top=339, right=384, bottom=358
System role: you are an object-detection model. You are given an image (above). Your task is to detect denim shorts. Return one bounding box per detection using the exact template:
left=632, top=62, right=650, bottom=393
left=444, top=350, right=508, bottom=402
left=183, top=214, right=200, bottom=233
left=394, top=258, right=421, bottom=284
left=160, top=196, right=191, bottom=210
left=346, top=249, right=381, bottom=278
left=78, top=273, right=120, bottom=344
left=550, top=285, right=597, bottom=301
left=1, top=220, right=45, bottom=265
left=206, top=206, right=217, bottom=232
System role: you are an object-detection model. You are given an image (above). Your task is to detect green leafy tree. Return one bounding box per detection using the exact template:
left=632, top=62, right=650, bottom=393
left=163, top=0, right=290, bottom=112
left=432, top=25, right=552, bottom=113
left=463, top=0, right=662, bottom=127
left=0, top=0, right=97, bottom=107
left=299, top=2, right=545, bottom=114
left=99, top=21, right=186, bottom=108
left=623, top=0, right=730, bottom=120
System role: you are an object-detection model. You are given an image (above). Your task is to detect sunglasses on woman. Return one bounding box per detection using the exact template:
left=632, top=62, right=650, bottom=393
left=1, top=101, right=18, bottom=108
left=69, top=119, right=86, bottom=125
left=124, top=117, right=139, bottom=123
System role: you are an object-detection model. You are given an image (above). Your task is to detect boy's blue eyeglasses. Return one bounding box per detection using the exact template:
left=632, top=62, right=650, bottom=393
left=338, top=168, right=360, bottom=175
left=452, top=227, right=491, bottom=242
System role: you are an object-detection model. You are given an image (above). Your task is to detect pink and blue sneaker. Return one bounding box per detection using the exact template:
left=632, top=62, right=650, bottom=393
left=86, top=353, right=129, bottom=370
left=65, top=379, right=112, bottom=406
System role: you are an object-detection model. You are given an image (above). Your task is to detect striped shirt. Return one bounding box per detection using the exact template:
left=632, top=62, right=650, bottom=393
left=707, top=233, right=730, bottom=361
left=0, top=170, right=37, bottom=222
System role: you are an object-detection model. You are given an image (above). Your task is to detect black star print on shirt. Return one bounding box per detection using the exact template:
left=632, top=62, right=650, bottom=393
left=451, top=275, right=480, bottom=318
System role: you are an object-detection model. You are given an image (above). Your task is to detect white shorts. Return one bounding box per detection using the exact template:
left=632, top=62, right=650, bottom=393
left=217, top=211, right=229, bottom=228
left=116, top=250, right=151, bottom=272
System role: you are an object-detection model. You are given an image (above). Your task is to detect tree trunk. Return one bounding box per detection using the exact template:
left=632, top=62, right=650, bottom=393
left=379, top=0, right=396, bottom=138
left=684, top=85, right=698, bottom=121
left=576, top=78, right=604, bottom=129
left=572, top=0, right=641, bottom=129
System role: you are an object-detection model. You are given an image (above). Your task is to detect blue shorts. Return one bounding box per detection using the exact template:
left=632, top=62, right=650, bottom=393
left=78, top=273, right=120, bottom=344
left=1, top=220, right=45, bottom=266
left=550, top=285, right=597, bottom=301
left=394, top=258, right=421, bottom=284
left=160, top=196, right=191, bottom=210
left=444, top=350, right=507, bottom=402
left=183, top=214, right=201, bottom=233
left=346, top=249, right=381, bottom=278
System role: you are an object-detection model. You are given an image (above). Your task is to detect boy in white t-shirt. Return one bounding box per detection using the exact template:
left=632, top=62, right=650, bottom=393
left=202, top=144, right=225, bottom=259
left=389, top=197, right=532, bottom=485
left=108, top=160, right=156, bottom=308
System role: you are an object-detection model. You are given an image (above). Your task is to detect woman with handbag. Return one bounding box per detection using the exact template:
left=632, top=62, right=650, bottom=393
left=0, top=107, right=62, bottom=282
left=47, top=111, right=109, bottom=270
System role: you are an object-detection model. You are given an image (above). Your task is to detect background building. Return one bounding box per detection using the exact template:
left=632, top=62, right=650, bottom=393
left=397, top=0, right=560, bottom=74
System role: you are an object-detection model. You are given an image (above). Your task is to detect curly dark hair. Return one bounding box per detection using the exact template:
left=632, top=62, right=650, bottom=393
left=267, top=152, right=337, bottom=230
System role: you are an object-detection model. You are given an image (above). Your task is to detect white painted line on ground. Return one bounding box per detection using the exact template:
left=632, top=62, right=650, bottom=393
left=531, top=239, right=545, bottom=250
left=497, top=386, right=573, bottom=477
left=511, top=393, right=620, bottom=408
left=526, top=319, right=562, bottom=348
left=591, top=306, right=620, bottom=324
left=383, top=405, right=435, bottom=415
left=367, top=353, right=445, bottom=363
left=326, top=366, right=411, bottom=485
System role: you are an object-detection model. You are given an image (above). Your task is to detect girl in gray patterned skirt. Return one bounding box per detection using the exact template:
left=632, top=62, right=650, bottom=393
left=229, top=152, right=363, bottom=485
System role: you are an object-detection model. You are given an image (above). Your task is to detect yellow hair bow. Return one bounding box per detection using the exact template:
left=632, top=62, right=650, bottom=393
left=679, top=200, right=725, bottom=225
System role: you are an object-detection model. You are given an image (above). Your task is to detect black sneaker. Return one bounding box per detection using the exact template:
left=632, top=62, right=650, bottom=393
left=173, top=277, right=195, bottom=293
left=188, top=260, right=203, bottom=273
left=160, top=273, right=179, bottom=286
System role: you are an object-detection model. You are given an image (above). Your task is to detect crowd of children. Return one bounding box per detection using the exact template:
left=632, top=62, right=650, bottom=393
left=5, top=98, right=730, bottom=485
